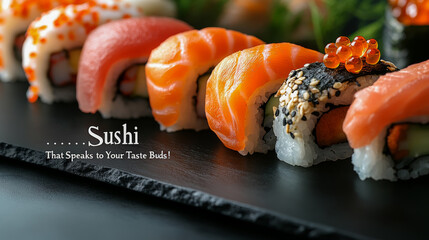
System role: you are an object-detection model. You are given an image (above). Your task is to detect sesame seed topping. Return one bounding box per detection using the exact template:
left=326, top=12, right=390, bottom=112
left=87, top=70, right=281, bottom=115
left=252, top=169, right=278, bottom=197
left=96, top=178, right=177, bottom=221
left=291, top=111, right=296, bottom=117
left=310, top=79, right=320, bottom=86
left=297, top=71, right=303, bottom=78
left=294, top=80, right=302, bottom=85
left=310, top=88, right=320, bottom=94
left=333, top=82, right=342, bottom=89
left=285, top=124, right=290, bottom=133
left=292, top=85, right=298, bottom=90
left=282, top=107, right=288, bottom=115
left=290, top=132, right=295, bottom=139
left=283, top=118, right=287, bottom=126
left=311, top=111, right=320, bottom=116
left=302, top=116, right=307, bottom=121
left=302, top=92, right=310, bottom=100
left=335, top=90, right=341, bottom=97
left=275, top=108, right=279, bottom=117
left=287, top=119, right=293, bottom=125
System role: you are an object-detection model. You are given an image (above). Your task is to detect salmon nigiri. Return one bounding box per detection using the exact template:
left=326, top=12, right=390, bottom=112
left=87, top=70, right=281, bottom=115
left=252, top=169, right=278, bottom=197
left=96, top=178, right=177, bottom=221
left=145, top=27, right=264, bottom=132
left=77, top=17, right=192, bottom=118
left=343, top=59, right=429, bottom=181
left=205, top=43, right=323, bottom=155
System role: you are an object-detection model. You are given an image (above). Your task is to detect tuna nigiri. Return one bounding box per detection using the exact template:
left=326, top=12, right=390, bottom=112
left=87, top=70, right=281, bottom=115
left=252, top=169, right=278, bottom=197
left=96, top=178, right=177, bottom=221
left=77, top=17, right=192, bottom=118
left=205, top=43, right=323, bottom=155
left=145, top=27, right=264, bottom=132
left=343, top=59, right=429, bottom=181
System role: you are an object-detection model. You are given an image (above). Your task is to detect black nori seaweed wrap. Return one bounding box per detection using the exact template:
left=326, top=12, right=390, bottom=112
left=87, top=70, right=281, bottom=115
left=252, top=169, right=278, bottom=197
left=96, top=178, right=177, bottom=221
left=384, top=8, right=429, bottom=68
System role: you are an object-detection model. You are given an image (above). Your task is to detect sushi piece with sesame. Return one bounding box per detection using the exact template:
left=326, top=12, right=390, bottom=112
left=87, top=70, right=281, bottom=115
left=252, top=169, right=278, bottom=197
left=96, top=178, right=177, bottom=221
left=22, top=0, right=176, bottom=103
left=0, top=0, right=88, bottom=82
left=344, top=59, right=429, bottom=181
left=76, top=17, right=192, bottom=119
left=272, top=37, right=398, bottom=167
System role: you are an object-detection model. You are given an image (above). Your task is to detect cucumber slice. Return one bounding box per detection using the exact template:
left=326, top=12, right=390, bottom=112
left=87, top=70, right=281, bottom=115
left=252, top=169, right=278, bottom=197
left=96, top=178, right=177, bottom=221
left=132, top=65, right=149, bottom=98
left=196, top=74, right=210, bottom=118
left=263, top=95, right=279, bottom=128
left=407, top=124, right=429, bottom=158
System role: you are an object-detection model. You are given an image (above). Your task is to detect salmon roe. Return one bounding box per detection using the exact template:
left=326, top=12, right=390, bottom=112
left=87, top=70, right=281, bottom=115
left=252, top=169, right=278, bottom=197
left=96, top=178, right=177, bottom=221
left=323, top=35, right=381, bottom=73
left=389, top=0, right=429, bottom=25
left=366, top=48, right=381, bottom=65
left=324, top=43, right=337, bottom=54
left=367, top=39, right=378, bottom=49
left=335, top=36, right=350, bottom=47
left=350, top=40, right=365, bottom=57
left=336, top=46, right=352, bottom=63
left=345, top=56, right=363, bottom=74
left=323, top=53, right=340, bottom=69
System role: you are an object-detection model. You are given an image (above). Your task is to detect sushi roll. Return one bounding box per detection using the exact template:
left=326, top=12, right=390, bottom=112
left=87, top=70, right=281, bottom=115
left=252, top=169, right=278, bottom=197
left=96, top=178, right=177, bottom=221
left=205, top=43, right=323, bottom=155
left=145, top=27, right=264, bottom=132
left=344, top=59, right=429, bottom=181
left=0, top=0, right=88, bottom=82
left=22, top=0, right=177, bottom=103
left=0, top=0, right=175, bottom=82
left=384, top=0, right=429, bottom=68
left=76, top=17, right=192, bottom=119
left=273, top=36, right=397, bottom=167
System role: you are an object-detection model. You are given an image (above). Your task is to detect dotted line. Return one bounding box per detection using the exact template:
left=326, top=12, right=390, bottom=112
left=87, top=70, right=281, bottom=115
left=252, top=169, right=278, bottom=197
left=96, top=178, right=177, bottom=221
left=47, top=142, right=86, bottom=145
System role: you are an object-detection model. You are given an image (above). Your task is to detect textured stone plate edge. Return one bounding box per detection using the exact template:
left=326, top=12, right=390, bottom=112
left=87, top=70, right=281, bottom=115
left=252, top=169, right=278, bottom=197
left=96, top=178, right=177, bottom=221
left=0, top=142, right=368, bottom=240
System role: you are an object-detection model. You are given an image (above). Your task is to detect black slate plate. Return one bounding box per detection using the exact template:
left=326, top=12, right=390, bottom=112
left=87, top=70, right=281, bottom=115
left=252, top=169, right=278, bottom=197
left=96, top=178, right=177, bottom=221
left=0, top=81, right=427, bottom=240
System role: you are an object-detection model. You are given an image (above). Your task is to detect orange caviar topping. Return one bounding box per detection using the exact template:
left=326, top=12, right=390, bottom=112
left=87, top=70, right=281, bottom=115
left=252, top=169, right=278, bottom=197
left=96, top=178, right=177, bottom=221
left=336, top=46, right=352, bottom=63
left=335, top=36, right=350, bottom=47
left=26, top=85, right=39, bottom=103
left=366, top=48, right=381, bottom=65
left=29, top=52, right=37, bottom=58
left=345, top=56, right=363, bottom=74
left=367, top=39, right=378, bottom=49
left=389, top=0, right=429, bottom=25
left=4, top=0, right=89, bottom=20
left=350, top=40, right=365, bottom=57
left=323, top=53, right=340, bottom=69
left=324, top=43, right=337, bottom=54
left=24, top=67, right=36, bottom=82
left=323, top=36, right=381, bottom=73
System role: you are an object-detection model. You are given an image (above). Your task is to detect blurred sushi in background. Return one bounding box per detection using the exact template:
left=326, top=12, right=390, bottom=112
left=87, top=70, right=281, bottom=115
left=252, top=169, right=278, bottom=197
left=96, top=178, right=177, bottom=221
left=0, top=0, right=88, bottom=82
left=384, top=0, right=429, bottom=68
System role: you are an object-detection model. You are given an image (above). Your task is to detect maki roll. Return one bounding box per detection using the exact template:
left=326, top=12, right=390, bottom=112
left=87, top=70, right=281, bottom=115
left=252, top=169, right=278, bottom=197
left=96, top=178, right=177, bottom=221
left=0, top=0, right=88, bottom=82
left=384, top=0, right=429, bottom=68
left=205, top=43, right=323, bottom=155
left=273, top=36, right=397, bottom=167
left=22, top=0, right=176, bottom=103
left=145, top=27, right=264, bottom=132
left=77, top=17, right=192, bottom=119
left=273, top=60, right=397, bottom=167
left=344, top=59, right=429, bottom=181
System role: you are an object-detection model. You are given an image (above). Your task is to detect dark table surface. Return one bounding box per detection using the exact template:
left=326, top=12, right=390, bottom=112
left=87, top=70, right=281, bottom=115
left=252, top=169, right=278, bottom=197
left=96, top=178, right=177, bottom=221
left=1, top=82, right=429, bottom=240
left=0, top=156, right=291, bottom=240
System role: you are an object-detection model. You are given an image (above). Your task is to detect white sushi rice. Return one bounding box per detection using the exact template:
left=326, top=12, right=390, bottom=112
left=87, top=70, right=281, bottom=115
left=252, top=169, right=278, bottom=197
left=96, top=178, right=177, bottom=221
left=239, top=80, right=283, bottom=155
left=352, top=116, right=429, bottom=181
left=274, top=75, right=379, bottom=167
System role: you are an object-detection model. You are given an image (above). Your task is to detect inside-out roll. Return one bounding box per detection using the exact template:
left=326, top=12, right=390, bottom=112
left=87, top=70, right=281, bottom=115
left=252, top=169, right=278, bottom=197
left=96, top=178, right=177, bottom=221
left=273, top=61, right=397, bottom=167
